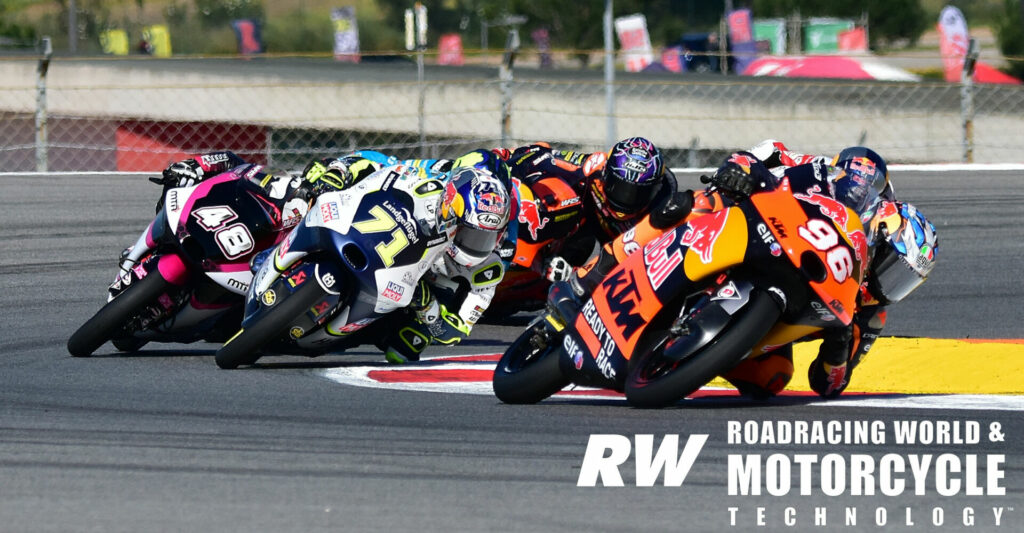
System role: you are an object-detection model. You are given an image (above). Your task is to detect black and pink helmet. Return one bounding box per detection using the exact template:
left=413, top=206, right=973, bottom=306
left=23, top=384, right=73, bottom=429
left=593, top=137, right=665, bottom=221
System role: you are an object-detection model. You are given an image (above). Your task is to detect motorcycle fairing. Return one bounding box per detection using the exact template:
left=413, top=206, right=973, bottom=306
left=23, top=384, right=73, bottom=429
left=244, top=164, right=449, bottom=351
left=749, top=179, right=865, bottom=325
left=511, top=176, right=584, bottom=268
left=570, top=205, right=751, bottom=382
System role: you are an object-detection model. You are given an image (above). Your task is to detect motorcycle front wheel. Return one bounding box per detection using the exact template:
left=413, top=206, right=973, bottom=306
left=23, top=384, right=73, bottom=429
left=624, top=290, right=782, bottom=408
left=67, top=269, right=171, bottom=357
left=214, top=280, right=328, bottom=369
left=492, top=316, right=570, bottom=404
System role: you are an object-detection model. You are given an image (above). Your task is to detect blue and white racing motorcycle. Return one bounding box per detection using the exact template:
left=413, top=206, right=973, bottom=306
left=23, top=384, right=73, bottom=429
left=214, top=164, right=452, bottom=369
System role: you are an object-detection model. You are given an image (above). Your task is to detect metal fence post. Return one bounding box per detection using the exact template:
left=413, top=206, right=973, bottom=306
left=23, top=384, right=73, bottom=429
left=604, top=0, right=616, bottom=147
left=961, top=38, right=979, bottom=163
left=417, top=49, right=426, bottom=157
left=35, top=37, right=53, bottom=173
left=499, top=27, right=520, bottom=148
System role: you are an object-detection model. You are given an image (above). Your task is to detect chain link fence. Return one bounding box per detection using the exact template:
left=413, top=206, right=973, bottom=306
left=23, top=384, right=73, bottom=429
left=2, top=56, right=1023, bottom=173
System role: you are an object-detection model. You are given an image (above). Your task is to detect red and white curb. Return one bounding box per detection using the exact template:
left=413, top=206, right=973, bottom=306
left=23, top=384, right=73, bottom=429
left=318, top=354, right=1024, bottom=411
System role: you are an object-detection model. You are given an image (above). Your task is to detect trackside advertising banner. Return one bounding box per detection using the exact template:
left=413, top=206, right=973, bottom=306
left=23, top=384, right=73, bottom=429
left=332, top=6, right=360, bottom=62
left=614, top=14, right=654, bottom=72
left=938, top=5, right=969, bottom=82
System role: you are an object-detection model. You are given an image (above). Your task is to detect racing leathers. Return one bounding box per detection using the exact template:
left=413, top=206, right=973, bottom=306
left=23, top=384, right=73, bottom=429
left=498, top=142, right=678, bottom=281
left=747, top=139, right=829, bottom=176
left=568, top=152, right=889, bottom=399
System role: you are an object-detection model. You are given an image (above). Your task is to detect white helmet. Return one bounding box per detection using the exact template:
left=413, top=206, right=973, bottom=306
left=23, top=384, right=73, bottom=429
left=868, top=201, right=937, bottom=304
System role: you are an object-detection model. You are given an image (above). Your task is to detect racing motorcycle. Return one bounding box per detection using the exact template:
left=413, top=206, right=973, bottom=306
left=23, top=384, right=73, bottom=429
left=488, top=175, right=586, bottom=315
left=67, top=166, right=300, bottom=357
left=493, top=178, right=871, bottom=407
left=214, top=164, right=449, bottom=369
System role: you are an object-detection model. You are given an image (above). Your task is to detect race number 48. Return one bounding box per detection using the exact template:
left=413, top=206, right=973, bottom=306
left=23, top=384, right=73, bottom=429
left=192, top=206, right=255, bottom=260
left=798, top=219, right=853, bottom=283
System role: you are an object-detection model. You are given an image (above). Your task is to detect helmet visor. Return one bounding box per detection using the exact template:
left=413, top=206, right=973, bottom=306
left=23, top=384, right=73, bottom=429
left=835, top=165, right=884, bottom=215
left=602, top=174, right=658, bottom=215
left=872, top=246, right=926, bottom=303
left=454, top=225, right=501, bottom=259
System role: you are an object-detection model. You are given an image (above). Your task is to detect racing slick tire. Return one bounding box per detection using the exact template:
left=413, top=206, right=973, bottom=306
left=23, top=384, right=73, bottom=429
left=67, top=269, right=171, bottom=357
left=493, top=318, right=570, bottom=404
left=215, top=281, right=327, bottom=369
left=625, top=290, right=782, bottom=408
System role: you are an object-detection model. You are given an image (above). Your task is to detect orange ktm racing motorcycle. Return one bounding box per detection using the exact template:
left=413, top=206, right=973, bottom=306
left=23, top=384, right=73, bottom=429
left=493, top=178, right=871, bottom=408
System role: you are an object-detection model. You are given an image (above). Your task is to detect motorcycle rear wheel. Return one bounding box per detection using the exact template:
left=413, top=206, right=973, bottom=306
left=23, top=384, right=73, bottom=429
left=624, top=290, right=782, bottom=408
left=492, top=318, right=570, bottom=404
left=67, top=270, right=171, bottom=357
left=214, top=281, right=327, bottom=369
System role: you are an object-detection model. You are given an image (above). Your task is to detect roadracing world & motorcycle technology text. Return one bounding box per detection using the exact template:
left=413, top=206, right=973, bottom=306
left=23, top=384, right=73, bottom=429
left=578, top=418, right=1014, bottom=529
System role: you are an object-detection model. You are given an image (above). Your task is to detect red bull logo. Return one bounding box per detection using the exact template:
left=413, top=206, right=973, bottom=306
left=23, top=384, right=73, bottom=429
left=794, top=186, right=851, bottom=231
left=517, top=196, right=549, bottom=240
left=728, top=152, right=756, bottom=172
left=824, top=362, right=848, bottom=396
left=441, top=182, right=462, bottom=220
left=848, top=229, right=869, bottom=264
left=679, top=208, right=730, bottom=264
left=846, top=157, right=877, bottom=175
left=477, top=191, right=507, bottom=215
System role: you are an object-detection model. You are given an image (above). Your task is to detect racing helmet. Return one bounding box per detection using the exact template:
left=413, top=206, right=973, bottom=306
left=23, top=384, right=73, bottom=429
left=591, top=137, right=665, bottom=222
left=831, top=155, right=887, bottom=216
left=451, top=149, right=513, bottom=191
left=833, top=146, right=893, bottom=200
left=867, top=202, right=937, bottom=304
left=439, top=166, right=512, bottom=268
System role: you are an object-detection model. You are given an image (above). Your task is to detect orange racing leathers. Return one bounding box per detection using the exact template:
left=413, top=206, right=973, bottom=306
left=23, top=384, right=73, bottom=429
left=499, top=142, right=678, bottom=275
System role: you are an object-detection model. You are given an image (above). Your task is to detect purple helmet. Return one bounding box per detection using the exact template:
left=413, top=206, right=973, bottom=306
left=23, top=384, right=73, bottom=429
left=592, top=137, right=665, bottom=221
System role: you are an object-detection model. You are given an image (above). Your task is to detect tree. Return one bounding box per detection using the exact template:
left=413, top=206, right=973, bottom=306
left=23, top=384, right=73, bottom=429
left=996, top=0, right=1024, bottom=78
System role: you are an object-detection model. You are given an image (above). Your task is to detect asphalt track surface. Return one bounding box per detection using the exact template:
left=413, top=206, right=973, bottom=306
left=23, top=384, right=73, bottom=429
left=1, top=171, right=1022, bottom=532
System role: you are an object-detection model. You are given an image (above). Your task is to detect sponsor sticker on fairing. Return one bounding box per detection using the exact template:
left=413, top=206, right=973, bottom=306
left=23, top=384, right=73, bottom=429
left=382, top=281, right=405, bottom=302
left=321, top=202, right=340, bottom=223
left=679, top=208, right=730, bottom=264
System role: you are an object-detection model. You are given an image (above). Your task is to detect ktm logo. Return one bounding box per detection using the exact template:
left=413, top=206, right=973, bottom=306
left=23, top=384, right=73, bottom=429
left=601, top=268, right=644, bottom=341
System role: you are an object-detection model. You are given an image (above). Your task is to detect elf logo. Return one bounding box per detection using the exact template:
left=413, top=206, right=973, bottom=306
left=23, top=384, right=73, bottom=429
left=577, top=434, right=708, bottom=487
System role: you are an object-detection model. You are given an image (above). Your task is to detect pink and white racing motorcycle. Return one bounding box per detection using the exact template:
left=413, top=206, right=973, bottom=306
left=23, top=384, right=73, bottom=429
left=68, top=165, right=303, bottom=356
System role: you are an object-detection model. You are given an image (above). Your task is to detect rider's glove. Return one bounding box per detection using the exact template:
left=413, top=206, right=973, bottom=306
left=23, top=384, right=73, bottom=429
left=302, top=159, right=351, bottom=196
left=162, top=160, right=204, bottom=187
left=700, top=161, right=763, bottom=200
left=544, top=255, right=573, bottom=282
